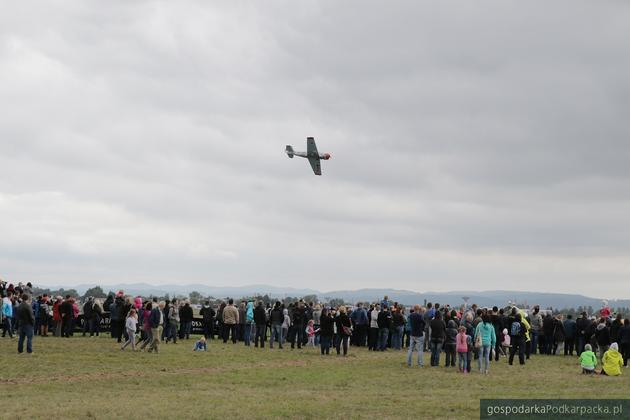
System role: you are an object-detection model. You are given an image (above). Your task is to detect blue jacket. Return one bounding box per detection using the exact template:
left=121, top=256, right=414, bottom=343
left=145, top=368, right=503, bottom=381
left=246, top=302, right=254, bottom=323
left=149, top=307, right=162, bottom=328
left=475, top=321, right=497, bottom=347
left=350, top=308, right=368, bottom=326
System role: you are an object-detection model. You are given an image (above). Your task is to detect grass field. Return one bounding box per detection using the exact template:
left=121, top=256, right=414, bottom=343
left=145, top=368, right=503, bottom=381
left=1, top=335, right=628, bottom=419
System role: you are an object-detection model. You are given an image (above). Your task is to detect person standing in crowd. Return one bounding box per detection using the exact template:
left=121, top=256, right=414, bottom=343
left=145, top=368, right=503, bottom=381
left=391, top=307, right=405, bottom=350
left=611, top=314, right=623, bottom=344
left=509, top=313, right=526, bottom=366
left=269, top=301, right=283, bottom=349
left=576, top=311, right=589, bottom=355
left=595, top=319, right=611, bottom=361
left=82, top=297, right=94, bottom=337
left=291, top=302, right=305, bottom=349
left=254, top=301, right=267, bottom=348
left=529, top=306, right=542, bottom=355
left=618, top=319, right=630, bottom=368
left=444, top=320, right=458, bottom=368
left=475, top=315, right=496, bottom=374
left=552, top=315, right=565, bottom=355
left=424, top=302, right=434, bottom=352
left=407, top=305, right=425, bottom=367
left=147, top=301, right=165, bottom=353
left=38, top=295, right=50, bottom=337
left=563, top=314, right=577, bottom=356
left=541, top=313, right=554, bottom=355
left=238, top=301, right=247, bottom=342
left=456, top=326, right=468, bottom=373
left=139, top=302, right=153, bottom=351
left=243, top=301, right=254, bottom=346
left=60, top=295, right=74, bottom=338
left=16, top=293, right=35, bottom=354
left=2, top=293, right=14, bottom=338
left=312, top=304, right=322, bottom=346
left=335, top=306, right=351, bottom=356
left=166, top=299, right=180, bottom=344
left=92, top=299, right=103, bottom=337
left=429, top=311, right=446, bottom=367
left=199, top=301, right=216, bottom=340
left=377, top=305, right=392, bottom=351
left=350, top=302, right=368, bottom=347
left=281, top=308, right=291, bottom=344
left=179, top=300, right=193, bottom=340
left=121, top=308, right=138, bottom=351
left=222, top=298, right=239, bottom=344
left=601, top=343, right=623, bottom=376
left=491, top=307, right=504, bottom=362
left=368, top=304, right=380, bottom=351
left=319, top=308, right=333, bottom=355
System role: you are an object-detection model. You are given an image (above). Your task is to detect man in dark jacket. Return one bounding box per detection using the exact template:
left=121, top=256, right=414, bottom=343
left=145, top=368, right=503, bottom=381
left=60, top=295, right=74, bottom=338
left=576, top=312, right=589, bottom=355
left=563, top=314, right=577, bottom=356
left=429, top=312, right=446, bottom=366
left=16, top=294, right=35, bottom=354
left=199, top=302, right=216, bottom=340
left=82, top=297, right=94, bottom=337
left=290, top=302, right=305, bottom=349
left=407, top=305, right=426, bottom=367
left=542, top=314, right=555, bottom=355
left=179, top=301, right=194, bottom=340
left=254, top=301, right=267, bottom=348
left=269, top=301, right=284, bottom=349
left=377, top=306, right=392, bottom=351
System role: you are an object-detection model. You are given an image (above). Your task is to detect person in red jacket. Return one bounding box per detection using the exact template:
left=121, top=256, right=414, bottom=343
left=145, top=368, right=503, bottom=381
left=52, top=296, right=63, bottom=337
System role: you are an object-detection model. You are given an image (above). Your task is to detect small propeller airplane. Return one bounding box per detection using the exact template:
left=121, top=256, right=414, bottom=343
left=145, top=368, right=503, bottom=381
left=285, top=137, right=331, bottom=176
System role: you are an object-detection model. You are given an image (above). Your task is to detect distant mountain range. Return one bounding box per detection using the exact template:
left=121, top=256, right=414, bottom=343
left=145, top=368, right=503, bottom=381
left=49, top=283, right=630, bottom=310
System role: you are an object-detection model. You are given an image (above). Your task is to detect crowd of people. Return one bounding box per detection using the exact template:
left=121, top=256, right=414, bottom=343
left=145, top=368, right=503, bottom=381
left=2, top=281, right=629, bottom=376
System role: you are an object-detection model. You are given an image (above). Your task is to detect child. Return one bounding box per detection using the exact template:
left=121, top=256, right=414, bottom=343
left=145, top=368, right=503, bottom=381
left=121, top=309, right=138, bottom=351
left=193, top=336, right=207, bottom=351
left=501, top=328, right=511, bottom=357
left=465, top=333, right=473, bottom=373
left=306, top=320, right=315, bottom=347
left=579, top=343, right=597, bottom=374
left=456, top=326, right=468, bottom=373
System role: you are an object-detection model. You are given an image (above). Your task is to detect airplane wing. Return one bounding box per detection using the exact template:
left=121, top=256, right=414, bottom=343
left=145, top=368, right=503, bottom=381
left=307, top=137, right=318, bottom=155
left=308, top=156, right=322, bottom=175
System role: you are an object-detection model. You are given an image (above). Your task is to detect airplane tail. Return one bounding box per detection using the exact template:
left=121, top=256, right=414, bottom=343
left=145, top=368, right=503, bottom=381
left=285, top=145, right=294, bottom=158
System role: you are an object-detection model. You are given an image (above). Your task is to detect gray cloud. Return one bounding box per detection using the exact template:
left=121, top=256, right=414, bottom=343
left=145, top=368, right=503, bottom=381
left=1, top=1, right=630, bottom=297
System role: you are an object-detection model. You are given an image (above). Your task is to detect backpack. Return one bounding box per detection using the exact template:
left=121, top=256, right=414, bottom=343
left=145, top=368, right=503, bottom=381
left=510, top=321, right=522, bottom=337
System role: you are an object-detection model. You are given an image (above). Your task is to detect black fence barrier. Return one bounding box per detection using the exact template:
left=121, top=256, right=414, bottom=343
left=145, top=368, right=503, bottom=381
left=72, top=314, right=209, bottom=334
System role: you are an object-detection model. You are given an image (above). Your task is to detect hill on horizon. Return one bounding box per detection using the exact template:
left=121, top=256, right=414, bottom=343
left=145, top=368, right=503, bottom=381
left=36, top=283, right=630, bottom=310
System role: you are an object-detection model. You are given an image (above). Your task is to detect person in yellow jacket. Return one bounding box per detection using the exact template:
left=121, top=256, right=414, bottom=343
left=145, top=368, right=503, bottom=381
left=601, top=342, right=623, bottom=376
left=519, top=309, right=532, bottom=357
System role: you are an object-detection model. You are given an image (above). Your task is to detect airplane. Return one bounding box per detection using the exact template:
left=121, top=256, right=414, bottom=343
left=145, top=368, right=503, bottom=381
left=285, top=137, right=331, bottom=176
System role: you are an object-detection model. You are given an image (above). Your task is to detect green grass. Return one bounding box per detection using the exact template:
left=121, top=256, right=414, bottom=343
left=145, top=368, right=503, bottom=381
left=1, top=335, right=628, bottom=419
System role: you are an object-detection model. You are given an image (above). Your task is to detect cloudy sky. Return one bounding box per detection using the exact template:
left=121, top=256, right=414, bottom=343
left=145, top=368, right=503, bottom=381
left=1, top=1, right=629, bottom=297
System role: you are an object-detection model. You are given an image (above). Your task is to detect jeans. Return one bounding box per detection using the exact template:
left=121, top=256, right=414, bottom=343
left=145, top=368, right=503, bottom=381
left=244, top=322, right=253, bottom=346
left=2, top=317, right=13, bottom=338
left=336, top=335, right=349, bottom=355
left=430, top=339, right=443, bottom=366
left=577, top=336, right=586, bottom=355
left=291, top=325, right=304, bottom=349
left=18, top=324, right=34, bottom=354
left=282, top=326, right=289, bottom=343
left=368, top=327, right=379, bottom=351
left=140, top=328, right=153, bottom=350
left=509, top=337, right=525, bottom=365
left=530, top=330, right=539, bottom=355
left=458, top=352, right=467, bottom=371
left=121, top=328, right=136, bottom=350
left=378, top=328, right=389, bottom=351
left=391, top=326, right=403, bottom=350
left=255, top=324, right=266, bottom=347
left=444, top=343, right=456, bottom=367
left=223, top=324, right=237, bottom=343
left=564, top=337, right=575, bottom=355
left=407, top=335, right=425, bottom=366
left=180, top=321, right=192, bottom=339
left=270, top=324, right=283, bottom=348
left=320, top=335, right=332, bottom=355
left=478, top=344, right=491, bottom=372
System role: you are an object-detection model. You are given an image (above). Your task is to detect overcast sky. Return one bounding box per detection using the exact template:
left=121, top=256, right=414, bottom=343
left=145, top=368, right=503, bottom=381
left=1, top=1, right=629, bottom=297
